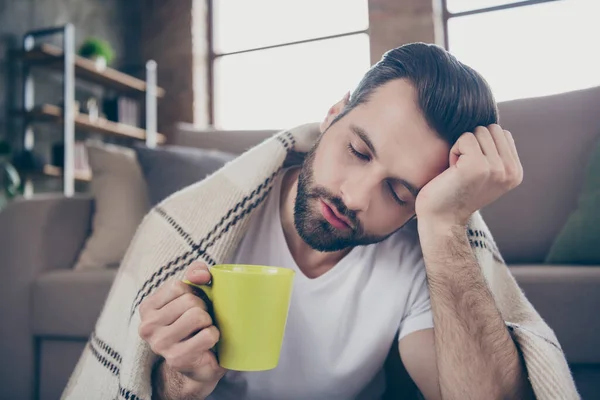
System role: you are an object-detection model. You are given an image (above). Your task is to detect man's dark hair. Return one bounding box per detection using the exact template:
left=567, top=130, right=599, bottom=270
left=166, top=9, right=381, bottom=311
left=333, top=42, right=498, bottom=145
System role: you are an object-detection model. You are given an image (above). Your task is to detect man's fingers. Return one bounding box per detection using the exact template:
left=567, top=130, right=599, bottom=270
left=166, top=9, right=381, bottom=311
left=140, top=262, right=211, bottom=319
left=473, top=126, right=499, bottom=158
left=153, top=292, right=209, bottom=327
left=185, top=261, right=212, bottom=286
left=185, top=325, right=221, bottom=353
left=487, top=124, right=513, bottom=162
left=504, top=130, right=524, bottom=183
left=157, top=307, right=214, bottom=347
left=451, top=132, right=482, bottom=166
left=504, top=130, right=521, bottom=164
left=141, top=280, right=191, bottom=314
left=164, top=326, right=221, bottom=368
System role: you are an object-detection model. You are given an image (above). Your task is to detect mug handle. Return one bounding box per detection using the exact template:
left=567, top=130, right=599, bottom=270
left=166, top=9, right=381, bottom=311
left=182, top=279, right=213, bottom=302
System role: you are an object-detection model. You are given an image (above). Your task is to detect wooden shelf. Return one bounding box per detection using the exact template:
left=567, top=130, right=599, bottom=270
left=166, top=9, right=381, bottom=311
left=17, top=43, right=165, bottom=98
left=43, top=165, right=91, bottom=182
left=19, top=104, right=166, bottom=143
left=19, top=165, right=92, bottom=182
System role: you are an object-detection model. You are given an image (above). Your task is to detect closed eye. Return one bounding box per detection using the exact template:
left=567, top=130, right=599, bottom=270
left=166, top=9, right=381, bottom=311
left=347, top=143, right=370, bottom=161
left=388, top=183, right=407, bottom=206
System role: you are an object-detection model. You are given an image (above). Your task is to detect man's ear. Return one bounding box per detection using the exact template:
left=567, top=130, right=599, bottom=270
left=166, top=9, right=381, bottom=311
left=320, top=91, right=351, bottom=133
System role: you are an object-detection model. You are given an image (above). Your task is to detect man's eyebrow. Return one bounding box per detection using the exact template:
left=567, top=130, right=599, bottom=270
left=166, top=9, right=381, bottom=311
left=350, top=124, right=377, bottom=158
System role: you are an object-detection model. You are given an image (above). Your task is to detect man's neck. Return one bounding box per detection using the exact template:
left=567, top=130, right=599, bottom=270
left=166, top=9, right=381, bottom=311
left=279, top=168, right=351, bottom=279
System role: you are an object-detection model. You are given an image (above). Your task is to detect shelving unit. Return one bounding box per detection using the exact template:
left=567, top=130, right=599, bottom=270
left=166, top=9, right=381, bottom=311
left=43, top=164, right=91, bottom=182
left=18, top=43, right=166, bottom=98
left=13, top=24, right=166, bottom=196
left=19, top=104, right=167, bottom=143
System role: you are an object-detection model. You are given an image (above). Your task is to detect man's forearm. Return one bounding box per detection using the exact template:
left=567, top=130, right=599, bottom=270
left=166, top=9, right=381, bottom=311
left=152, top=358, right=216, bottom=400
left=418, top=221, right=533, bottom=399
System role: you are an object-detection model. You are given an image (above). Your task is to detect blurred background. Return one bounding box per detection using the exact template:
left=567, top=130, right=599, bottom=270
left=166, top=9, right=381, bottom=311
left=1, top=1, right=599, bottom=399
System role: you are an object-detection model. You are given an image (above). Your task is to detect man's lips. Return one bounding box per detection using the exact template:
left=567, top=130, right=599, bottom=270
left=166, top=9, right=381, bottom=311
left=320, top=199, right=352, bottom=230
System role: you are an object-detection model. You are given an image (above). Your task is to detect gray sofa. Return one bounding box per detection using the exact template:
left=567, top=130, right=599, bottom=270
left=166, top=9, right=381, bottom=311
left=1, top=86, right=600, bottom=400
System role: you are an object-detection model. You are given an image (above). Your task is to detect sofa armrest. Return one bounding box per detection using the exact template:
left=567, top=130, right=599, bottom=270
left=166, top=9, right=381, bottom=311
left=0, top=194, right=93, bottom=400
left=510, top=265, right=600, bottom=364
left=0, top=194, right=93, bottom=274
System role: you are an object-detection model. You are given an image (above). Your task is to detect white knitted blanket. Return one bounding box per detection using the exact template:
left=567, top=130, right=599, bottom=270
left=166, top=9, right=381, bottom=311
left=63, top=123, right=579, bottom=399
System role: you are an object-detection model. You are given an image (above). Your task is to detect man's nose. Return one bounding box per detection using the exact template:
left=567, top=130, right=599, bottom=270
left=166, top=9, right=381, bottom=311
left=340, top=173, right=377, bottom=213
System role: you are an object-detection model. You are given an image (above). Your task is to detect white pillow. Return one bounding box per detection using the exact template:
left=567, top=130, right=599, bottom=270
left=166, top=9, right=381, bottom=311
left=74, top=142, right=150, bottom=270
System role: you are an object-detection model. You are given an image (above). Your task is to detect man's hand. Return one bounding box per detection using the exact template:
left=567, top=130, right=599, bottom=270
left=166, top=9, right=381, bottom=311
left=139, top=261, right=226, bottom=399
left=414, top=125, right=533, bottom=399
left=415, top=124, right=523, bottom=227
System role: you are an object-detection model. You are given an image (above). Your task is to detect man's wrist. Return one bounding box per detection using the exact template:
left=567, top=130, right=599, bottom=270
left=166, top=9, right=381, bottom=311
left=417, top=215, right=476, bottom=276
left=417, top=215, right=466, bottom=240
left=153, top=359, right=216, bottom=400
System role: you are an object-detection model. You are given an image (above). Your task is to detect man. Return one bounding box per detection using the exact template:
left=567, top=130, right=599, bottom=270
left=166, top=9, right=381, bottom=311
left=139, top=43, right=534, bottom=399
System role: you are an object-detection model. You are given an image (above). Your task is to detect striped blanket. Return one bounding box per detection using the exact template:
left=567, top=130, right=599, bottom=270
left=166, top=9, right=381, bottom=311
left=63, top=123, right=579, bottom=399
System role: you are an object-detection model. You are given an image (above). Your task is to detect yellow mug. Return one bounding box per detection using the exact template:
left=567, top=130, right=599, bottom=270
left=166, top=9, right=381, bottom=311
left=183, top=264, right=295, bottom=371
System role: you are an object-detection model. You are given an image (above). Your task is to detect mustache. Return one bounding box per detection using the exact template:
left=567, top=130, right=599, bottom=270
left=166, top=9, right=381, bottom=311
left=306, top=186, right=359, bottom=230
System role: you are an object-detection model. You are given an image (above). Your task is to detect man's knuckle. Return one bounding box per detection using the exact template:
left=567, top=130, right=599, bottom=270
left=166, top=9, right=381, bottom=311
left=504, top=165, right=516, bottom=179
left=165, top=352, right=185, bottom=371
left=490, top=165, right=505, bottom=179
left=181, top=292, right=200, bottom=309
left=507, top=164, right=522, bottom=181
left=510, top=170, right=524, bottom=187
left=198, top=299, right=208, bottom=311
left=172, top=280, right=190, bottom=295
left=195, top=309, right=212, bottom=327
left=478, top=125, right=492, bottom=134
left=139, top=301, right=150, bottom=317
left=518, top=168, right=524, bottom=183
left=138, top=322, right=153, bottom=340
left=460, top=131, right=475, bottom=142
left=152, top=336, right=171, bottom=355
left=149, top=342, right=161, bottom=355
left=205, top=313, right=214, bottom=327
left=196, top=297, right=208, bottom=311
left=208, top=326, right=220, bottom=345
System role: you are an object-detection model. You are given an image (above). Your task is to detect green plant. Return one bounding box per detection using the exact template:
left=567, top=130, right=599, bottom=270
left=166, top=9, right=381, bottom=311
left=0, top=140, right=21, bottom=207
left=78, top=37, right=115, bottom=64
left=0, top=140, right=10, bottom=156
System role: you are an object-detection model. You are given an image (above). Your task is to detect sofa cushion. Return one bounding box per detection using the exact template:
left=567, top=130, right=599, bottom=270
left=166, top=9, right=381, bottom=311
left=32, top=269, right=117, bottom=337
left=74, top=142, right=150, bottom=270
left=134, top=145, right=235, bottom=206
left=483, top=86, right=600, bottom=263
left=546, top=137, right=600, bottom=264
left=510, top=265, right=600, bottom=364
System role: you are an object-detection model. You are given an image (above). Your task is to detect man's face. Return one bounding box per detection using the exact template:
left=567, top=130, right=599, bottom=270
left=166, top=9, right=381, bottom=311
left=294, top=79, right=451, bottom=252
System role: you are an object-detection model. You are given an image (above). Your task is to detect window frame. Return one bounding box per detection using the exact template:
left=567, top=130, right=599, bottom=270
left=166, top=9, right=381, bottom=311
left=205, top=0, right=369, bottom=126
left=441, top=0, right=564, bottom=50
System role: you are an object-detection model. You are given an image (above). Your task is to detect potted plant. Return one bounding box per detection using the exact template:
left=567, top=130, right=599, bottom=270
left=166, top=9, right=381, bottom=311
left=78, top=37, right=115, bottom=71
left=0, top=140, right=21, bottom=210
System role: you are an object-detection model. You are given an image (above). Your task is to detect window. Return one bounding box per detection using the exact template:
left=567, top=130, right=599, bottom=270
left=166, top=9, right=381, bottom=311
left=444, top=0, right=599, bottom=102
left=209, top=0, right=370, bottom=130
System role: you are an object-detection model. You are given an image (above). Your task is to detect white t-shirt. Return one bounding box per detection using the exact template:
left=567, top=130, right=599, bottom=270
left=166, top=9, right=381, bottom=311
left=209, top=173, right=433, bottom=400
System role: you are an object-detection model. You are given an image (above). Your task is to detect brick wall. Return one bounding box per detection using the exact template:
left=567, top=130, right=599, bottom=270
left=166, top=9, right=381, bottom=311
left=369, top=0, right=444, bottom=63
left=141, top=0, right=198, bottom=137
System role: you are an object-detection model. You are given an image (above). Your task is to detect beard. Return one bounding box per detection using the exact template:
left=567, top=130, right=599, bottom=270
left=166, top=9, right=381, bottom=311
left=293, top=144, right=393, bottom=253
